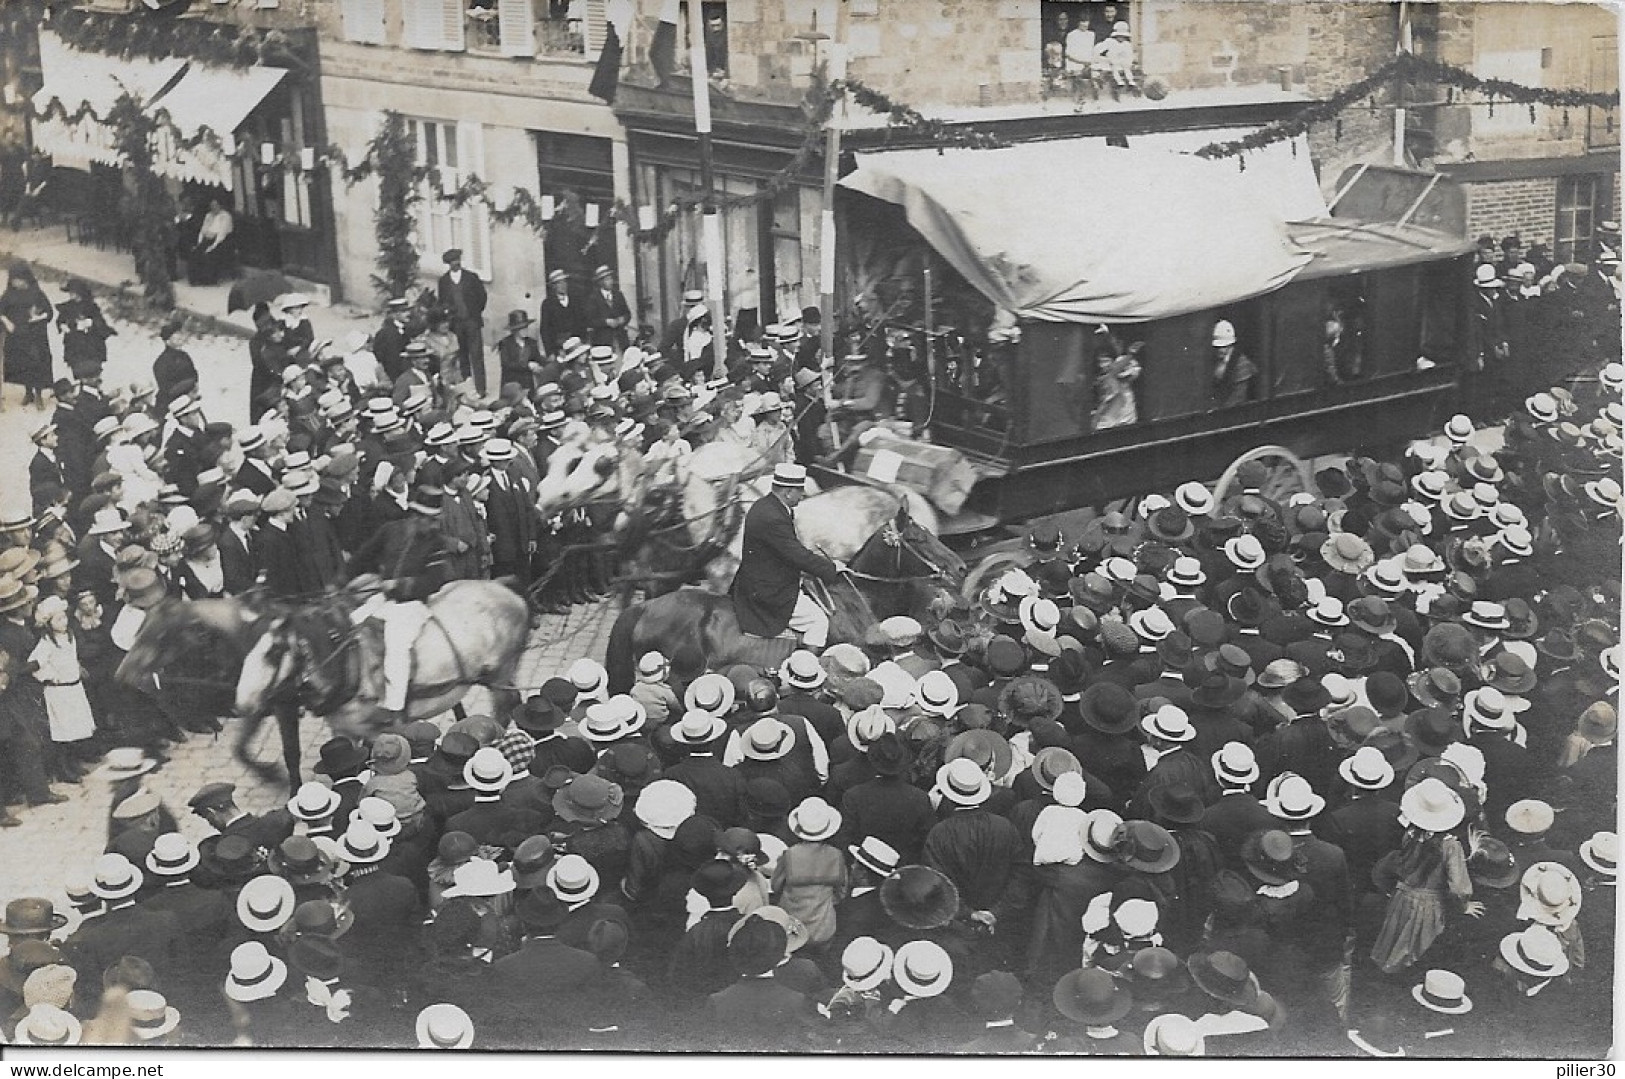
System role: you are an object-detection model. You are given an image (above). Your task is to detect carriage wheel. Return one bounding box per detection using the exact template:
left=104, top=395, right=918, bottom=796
left=960, top=548, right=1032, bottom=605
left=1212, top=444, right=1312, bottom=507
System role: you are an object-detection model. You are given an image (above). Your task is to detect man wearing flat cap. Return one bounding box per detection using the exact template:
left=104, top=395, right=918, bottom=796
left=437, top=248, right=489, bottom=394
left=189, top=782, right=294, bottom=853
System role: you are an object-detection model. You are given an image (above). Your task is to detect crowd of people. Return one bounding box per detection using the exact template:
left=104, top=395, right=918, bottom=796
left=0, top=222, right=1618, bottom=1051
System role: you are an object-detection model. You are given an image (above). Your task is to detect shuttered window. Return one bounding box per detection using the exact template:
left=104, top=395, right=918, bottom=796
left=340, top=0, right=386, bottom=44
left=497, top=0, right=536, bottom=56
left=404, top=0, right=465, bottom=51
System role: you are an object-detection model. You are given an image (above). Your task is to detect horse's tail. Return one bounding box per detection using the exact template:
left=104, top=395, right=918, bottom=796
left=605, top=601, right=642, bottom=694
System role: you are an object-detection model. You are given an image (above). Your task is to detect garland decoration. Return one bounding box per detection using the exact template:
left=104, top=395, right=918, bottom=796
left=367, top=112, right=421, bottom=300
left=46, top=3, right=307, bottom=74
left=1194, top=51, right=1618, bottom=160
left=106, top=93, right=176, bottom=310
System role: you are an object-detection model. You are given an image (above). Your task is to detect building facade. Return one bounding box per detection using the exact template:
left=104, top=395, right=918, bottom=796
left=316, top=0, right=636, bottom=331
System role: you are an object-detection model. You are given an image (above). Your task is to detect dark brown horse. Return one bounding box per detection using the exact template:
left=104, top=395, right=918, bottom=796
left=604, top=501, right=966, bottom=692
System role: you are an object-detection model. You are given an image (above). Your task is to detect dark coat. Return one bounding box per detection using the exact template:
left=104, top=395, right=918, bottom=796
left=218, top=526, right=259, bottom=595
left=438, top=269, right=488, bottom=325
left=348, top=515, right=450, bottom=601
left=254, top=521, right=302, bottom=597
left=663, top=753, right=747, bottom=828
left=730, top=492, right=839, bottom=638
left=63, top=901, right=180, bottom=982
left=490, top=936, right=601, bottom=1009
left=497, top=333, right=543, bottom=390
left=484, top=474, right=537, bottom=579
left=839, top=775, right=936, bottom=865
left=29, top=451, right=63, bottom=514
left=583, top=283, right=633, bottom=351
left=537, top=292, right=588, bottom=355
left=1315, top=795, right=1404, bottom=896
left=705, top=977, right=815, bottom=1046
left=1201, top=790, right=1279, bottom=863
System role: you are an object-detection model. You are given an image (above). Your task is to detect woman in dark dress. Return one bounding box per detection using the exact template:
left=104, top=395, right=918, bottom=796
left=0, top=262, right=55, bottom=405
left=57, top=278, right=115, bottom=379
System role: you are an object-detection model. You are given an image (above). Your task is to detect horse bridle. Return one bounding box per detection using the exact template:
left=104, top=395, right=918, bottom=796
left=838, top=521, right=959, bottom=586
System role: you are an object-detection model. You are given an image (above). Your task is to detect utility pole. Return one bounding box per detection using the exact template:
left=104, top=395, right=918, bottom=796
left=685, top=0, right=727, bottom=378
left=1394, top=1, right=1411, bottom=166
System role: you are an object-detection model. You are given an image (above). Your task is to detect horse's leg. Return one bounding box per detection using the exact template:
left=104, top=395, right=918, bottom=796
left=233, top=710, right=282, bottom=787
left=277, top=703, right=302, bottom=793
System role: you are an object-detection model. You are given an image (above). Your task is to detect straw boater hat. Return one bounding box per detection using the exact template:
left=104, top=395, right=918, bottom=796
left=1412, top=969, right=1472, bottom=1015
left=1400, top=776, right=1466, bottom=833
left=235, top=874, right=297, bottom=933
left=892, top=940, right=954, bottom=998
left=417, top=1003, right=475, bottom=1049
left=225, top=941, right=288, bottom=1003
left=1499, top=924, right=1569, bottom=980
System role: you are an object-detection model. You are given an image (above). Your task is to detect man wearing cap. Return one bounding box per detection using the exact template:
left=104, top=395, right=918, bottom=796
left=732, top=463, right=844, bottom=650
left=437, top=249, right=489, bottom=393
left=347, top=484, right=453, bottom=723
left=189, top=782, right=295, bottom=854
left=28, top=421, right=63, bottom=518
left=1208, top=320, right=1256, bottom=409
left=584, top=265, right=632, bottom=352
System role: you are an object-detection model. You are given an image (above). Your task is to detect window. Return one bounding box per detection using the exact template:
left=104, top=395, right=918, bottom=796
left=1556, top=173, right=1609, bottom=264
left=675, top=1, right=728, bottom=77
left=404, top=0, right=466, bottom=52
left=1039, top=1, right=1131, bottom=82
left=339, top=0, right=386, bottom=44
left=408, top=117, right=492, bottom=279
left=465, top=0, right=539, bottom=56
left=535, top=131, right=616, bottom=281
left=1588, top=36, right=1619, bottom=150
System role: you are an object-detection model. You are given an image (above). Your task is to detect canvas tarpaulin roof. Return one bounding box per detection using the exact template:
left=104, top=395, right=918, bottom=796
left=838, top=139, right=1317, bottom=324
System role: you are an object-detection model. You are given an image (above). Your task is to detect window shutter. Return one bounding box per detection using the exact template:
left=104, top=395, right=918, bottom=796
left=458, top=120, right=493, bottom=280
left=404, top=0, right=437, bottom=49
left=341, top=0, right=386, bottom=44
left=254, top=0, right=278, bottom=8
left=440, top=0, right=467, bottom=51
left=583, top=0, right=607, bottom=55
left=497, top=0, right=535, bottom=56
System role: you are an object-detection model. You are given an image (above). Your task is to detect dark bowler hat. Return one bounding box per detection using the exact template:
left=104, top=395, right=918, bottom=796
left=504, top=309, right=534, bottom=332
left=515, top=695, right=564, bottom=736
left=866, top=731, right=910, bottom=777
left=1188, top=949, right=1260, bottom=1008
left=1079, top=682, right=1138, bottom=735
left=313, top=737, right=369, bottom=778
left=1054, top=967, right=1133, bottom=1026
left=0, top=898, right=67, bottom=936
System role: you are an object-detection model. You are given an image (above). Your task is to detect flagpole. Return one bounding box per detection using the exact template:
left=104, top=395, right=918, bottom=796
left=685, top=0, right=727, bottom=379
left=820, top=30, right=847, bottom=457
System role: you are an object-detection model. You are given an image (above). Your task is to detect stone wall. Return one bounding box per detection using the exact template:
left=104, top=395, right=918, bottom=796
left=1303, top=1, right=1400, bottom=194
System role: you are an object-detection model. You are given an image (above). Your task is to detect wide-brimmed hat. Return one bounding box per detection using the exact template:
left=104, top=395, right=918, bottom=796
left=1188, top=949, right=1260, bottom=1008
left=997, top=674, right=1063, bottom=727
left=893, top=939, right=953, bottom=998
left=880, top=865, right=960, bottom=930
left=1264, top=772, right=1325, bottom=820
left=268, top=835, right=340, bottom=885
left=235, top=874, right=298, bottom=933
left=1242, top=828, right=1302, bottom=885
left=1516, top=861, right=1582, bottom=927
left=313, top=737, right=369, bottom=778
left=1212, top=741, right=1260, bottom=787
left=416, top=1002, right=475, bottom=1049
left=443, top=858, right=516, bottom=899
left=1079, top=682, right=1138, bottom=734
left=287, top=781, right=342, bottom=822
left=787, top=796, right=842, bottom=842
left=1499, top=924, right=1569, bottom=979
left=933, top=758, right=992, bottom=806
left=0, top=897, right=67, bottom=936
left=1411, top=969, right=1473, bottom=1015
left=92, top=747, right=160, bottom=782
left=1141, top=704, right=1196, bottom=744
left=224, top=940, right=288, bottom=1002
left=683, top=672, right=736, bottom=716
left=1338, top=745, right=1395, bottom=790
left=1581, top=832, right=1618, bottom=877
left=1053, top=967, right=1132, bottom=1025
left=848, top=837, right=901, bottom=878
left=13, top=1003, right=82, bottom=1046
left=1118, top=820, right=1181, bottom=873
left=1401, top=776, right=1466, bottom=833
left=740, top=717, right=797, bottom=761
left=840, top=937, right=894, bottom=992
left=553, top=773, right=625, bottom=824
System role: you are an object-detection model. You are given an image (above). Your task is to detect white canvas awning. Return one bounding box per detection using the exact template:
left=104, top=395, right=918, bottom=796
left=1128, top=127, right=1329, bottom=223
left=30, top=30, right=185, bottom=169
left=150, top=63, right=287, bottom=188
left=839, top=138, right=1317, bottom=324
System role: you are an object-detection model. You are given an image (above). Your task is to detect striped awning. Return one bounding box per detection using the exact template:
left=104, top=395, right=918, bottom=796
left=30, top=30, right=184, bottom=170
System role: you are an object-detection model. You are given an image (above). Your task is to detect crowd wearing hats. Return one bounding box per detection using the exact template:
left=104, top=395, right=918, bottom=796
left=0, top=337, right=1619, bottom=1052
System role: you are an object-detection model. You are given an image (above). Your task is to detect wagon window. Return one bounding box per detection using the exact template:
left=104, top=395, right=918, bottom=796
left=1135, top=313, right=1214, bottom=420
left=1019, top=321, right=1096, bottom=442
left=1261, top=280, right=1327, bottom=398
left=1418, top=257, right=1470, bottom=367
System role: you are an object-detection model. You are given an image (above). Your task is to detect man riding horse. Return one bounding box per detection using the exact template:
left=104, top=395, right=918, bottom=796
left=346, top=484, right=451, bottom=726
left=732, top=463, right=846, bottom=650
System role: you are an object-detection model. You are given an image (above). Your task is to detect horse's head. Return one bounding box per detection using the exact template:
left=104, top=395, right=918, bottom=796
left=235, top=617, right=299, bottom=718
left=114, top=600, right=177, bottom=688
left=854, top=504, right=967, bottom=587
left=535, top=445, right=623, bottom=521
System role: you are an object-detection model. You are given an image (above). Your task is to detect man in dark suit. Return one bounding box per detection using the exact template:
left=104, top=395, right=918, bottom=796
left=661, top=713, right=746, bottom=827
left=704, top=918, right=815, bottom=1046
left=218, top=495, right=261, bottom=595
left=188, top=782, right=295, bottom=854
left=496, top=310, right=544, bottom=392
left=536, top=269, right=587, bottom=356
left=437, top=249, right=488, bottom=393
left=482, top=439, right=537, bottom=584
left=139, top=834, right=234, bottom=964
left=62, top=856, right=181, bottom=983
left=372, top=298, right=414, bottom=382
left=28, top=422, right=64, bottom=517
left=254, top=489, right=303, bottom=597
left=583, top=265, right=632, bottom=351
left=233, top=428, right=278, bottom=495
left=492, top=891, right=602, bottom=1005
left=731, top=463, right=842, bottom=648
left=837, top=734, right=935, bottom=864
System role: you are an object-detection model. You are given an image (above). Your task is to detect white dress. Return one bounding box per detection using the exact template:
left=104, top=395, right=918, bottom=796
left=28, top=632, right=96, bottom=743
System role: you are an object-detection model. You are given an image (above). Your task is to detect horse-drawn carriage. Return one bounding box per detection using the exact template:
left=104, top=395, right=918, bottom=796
left=832, top=153, right=1476, bottom=542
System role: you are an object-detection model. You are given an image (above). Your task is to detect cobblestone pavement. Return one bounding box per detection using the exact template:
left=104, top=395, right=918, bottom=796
left=0, top=597, right=621, bottom=927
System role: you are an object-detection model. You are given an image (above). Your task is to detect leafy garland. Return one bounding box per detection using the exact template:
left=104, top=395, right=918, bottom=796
left=1193, top=51, right=1619, bottom=162
left=368, top=113, right=420, bottom=301
left=106, top=95, right=176, bottom=310
left=46, top=3, right=308, bottom=74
